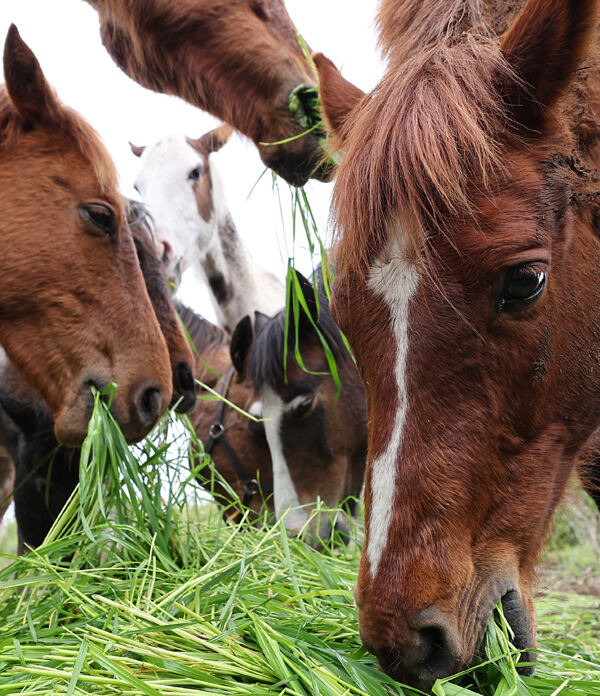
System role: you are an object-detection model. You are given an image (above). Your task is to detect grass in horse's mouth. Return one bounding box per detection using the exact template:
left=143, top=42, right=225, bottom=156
left=288, top=84, right=327, bottom=141
left=499, top=589, right=533, bottom=663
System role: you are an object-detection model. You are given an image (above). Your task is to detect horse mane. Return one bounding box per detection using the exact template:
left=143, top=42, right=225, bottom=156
left=174, top=301, right=228, bottom=355
left=332, top=7, right=517, bottom=279
left=249, top=282, right=350, bottom=392
left=376, top=0, right=489, bottom=65
left=0, top=86, right=117, bottom=195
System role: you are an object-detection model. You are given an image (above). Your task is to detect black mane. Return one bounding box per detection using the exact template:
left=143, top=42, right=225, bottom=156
left=249, top=280, right=350, bottom=391
left=174, top=301, right=228, bottom=355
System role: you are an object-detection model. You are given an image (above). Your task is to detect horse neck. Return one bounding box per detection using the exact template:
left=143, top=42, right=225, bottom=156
left=194, top=184, right=283, bottom=331
left=194, top=342, right=231, bottom=392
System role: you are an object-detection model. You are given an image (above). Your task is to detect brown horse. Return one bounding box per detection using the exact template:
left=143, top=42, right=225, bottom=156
left=83, top=0, right=334, bottom=185
left=0, top=26, right=172, bottom=445
left=125, top=200, right=196, bottom=413
left=0, top=206, right=197, bottom=547
left=317, top=0, right=600, bottom=690
left=229, top=271, right=367, bottom=544
left=178, top=304, right=274, bottom=518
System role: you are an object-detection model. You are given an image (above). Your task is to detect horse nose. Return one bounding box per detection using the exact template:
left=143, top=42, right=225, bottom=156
left=363, top=607, right=461, bottom=691
left=132, top=380, right=167, bottom=430
left=172, top=361, right=197, bottom=413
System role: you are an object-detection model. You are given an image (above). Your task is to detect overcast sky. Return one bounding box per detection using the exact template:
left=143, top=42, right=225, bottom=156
left=0, top=1, right=384, bottom=322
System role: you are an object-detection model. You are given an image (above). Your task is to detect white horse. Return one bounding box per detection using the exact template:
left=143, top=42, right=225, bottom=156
left=131, top=126, right=284, bottom=332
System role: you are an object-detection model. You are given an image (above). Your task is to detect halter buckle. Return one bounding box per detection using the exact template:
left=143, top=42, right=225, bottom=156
left=209, top=423, right=225, bottom=439
left=244, top=478, right=260, bottom=496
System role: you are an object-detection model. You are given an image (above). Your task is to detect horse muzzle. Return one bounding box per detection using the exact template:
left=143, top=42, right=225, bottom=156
left=356, top=574, right=536, bottom=692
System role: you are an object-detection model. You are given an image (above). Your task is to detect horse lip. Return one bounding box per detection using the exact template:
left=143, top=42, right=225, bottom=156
left=472, top=584, right=535, bottom=675
left=500, top=589, right=536, bottom=674
left=471, top=581, right=518, bottom=657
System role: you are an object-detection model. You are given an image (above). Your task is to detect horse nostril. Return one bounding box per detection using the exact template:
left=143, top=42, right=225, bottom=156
left=366, top=610, right=461, bottom=691
left=172, top=362, right=197, bottom=414
left=418, top=624, right=458, bottom=680
left=134, top=382, right=163, bottom=427
left=174, top=361, right=195, bottom=393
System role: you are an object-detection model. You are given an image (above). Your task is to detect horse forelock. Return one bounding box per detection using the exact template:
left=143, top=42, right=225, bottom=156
left=332, top=38, right=516, bottom=282
left=0, top=86, right=117, bottom=196
left=249, top=298, right=350, bottom=393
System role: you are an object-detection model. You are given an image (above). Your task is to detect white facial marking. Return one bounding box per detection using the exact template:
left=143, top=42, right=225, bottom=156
left=134, top=135, right=213, bottom=280
left=248, top=400, right=262, bottom=418
left=262, top=384, right=308, bottom=531
left=366, top=232, right=418, bottom=578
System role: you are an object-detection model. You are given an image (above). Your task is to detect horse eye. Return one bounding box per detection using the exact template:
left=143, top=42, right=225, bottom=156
left=498, top=263, right=547, bottom=312
left=188, top=167, right=202, bottom=181
left=291, top=394, right=315, bottom=417
left=82, top=203, right=116, bottom=238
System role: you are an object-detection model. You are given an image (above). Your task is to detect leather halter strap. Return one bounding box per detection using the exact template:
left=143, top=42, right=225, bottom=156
left=204, top=365, right=272, bottom=508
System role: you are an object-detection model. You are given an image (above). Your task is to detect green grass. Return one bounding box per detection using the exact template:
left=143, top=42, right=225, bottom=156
left=0, top=393, right=597, bottom=695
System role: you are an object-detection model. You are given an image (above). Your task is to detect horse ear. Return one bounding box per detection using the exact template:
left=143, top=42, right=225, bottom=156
left=230, top=315, right=254, bottom=377
left=294, top=272, right=319, bottom=331
left=499, top=0, right=599, bottom=131
left=0, top=391, right=43, bottom=437
left=3, top=24, right=62, bottom=127
left=129, top=142, right=146, bottom=158
left=189, top=124, right=234, bottom=155
left=313, top=53, right=365, bottom=146
left=253, top=311, right=270, bottom=336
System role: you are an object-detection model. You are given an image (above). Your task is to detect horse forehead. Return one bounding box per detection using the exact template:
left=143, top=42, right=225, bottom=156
left=137, top=136, right=202, bottom=184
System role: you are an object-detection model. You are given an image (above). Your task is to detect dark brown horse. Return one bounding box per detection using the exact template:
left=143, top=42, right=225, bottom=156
left=0, top=26, right=172, bottom=445
left=178, top=304, right=274, bottom=519
left=229, top=271, right=367, bottom=544
left=83, top=0, right=335, bottom=185
left=317, top=0, right=600, bottom=689
left=126, top=201, right=196, bottom=413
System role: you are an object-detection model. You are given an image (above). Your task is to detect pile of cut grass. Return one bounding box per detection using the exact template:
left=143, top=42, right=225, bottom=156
left=0, top=392, right=598, bottom=695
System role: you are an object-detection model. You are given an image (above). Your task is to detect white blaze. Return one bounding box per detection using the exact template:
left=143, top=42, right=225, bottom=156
left=262, top=384, right=308, bottom=531
left=366, top=233, right=418, bottom=578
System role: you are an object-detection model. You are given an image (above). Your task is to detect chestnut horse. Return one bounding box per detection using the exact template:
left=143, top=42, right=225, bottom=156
left=316, top=0, right=600, bottom=689
left=83, top=0, right=333, bottom=185
left=229, top=271, right=367, bottom=544
left=0, top=206, right=197, bottom=547
left=0, top=26, right=172, bottom=445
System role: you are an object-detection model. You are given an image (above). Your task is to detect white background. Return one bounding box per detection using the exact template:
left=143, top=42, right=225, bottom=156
left=0, top=1, right=385, bottom=322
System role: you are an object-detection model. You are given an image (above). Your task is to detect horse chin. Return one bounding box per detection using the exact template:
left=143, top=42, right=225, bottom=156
left=258, top=134, right=325, bottom=187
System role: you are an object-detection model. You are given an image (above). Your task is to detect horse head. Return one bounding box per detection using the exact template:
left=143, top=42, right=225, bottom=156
left=319, top=0, right=600, bottom=688
left=0, top=26, right=173, bottom=445
left=180, top=304, right=273, bottom=518
left=124, top=199, right=197, bottom=414
left=230, top=271, right=367, bottom=547
left=131, top=126, right=232, bottom=286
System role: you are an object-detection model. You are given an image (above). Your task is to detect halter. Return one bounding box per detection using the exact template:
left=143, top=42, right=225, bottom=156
left=204, top=365, right=273, bottom=508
